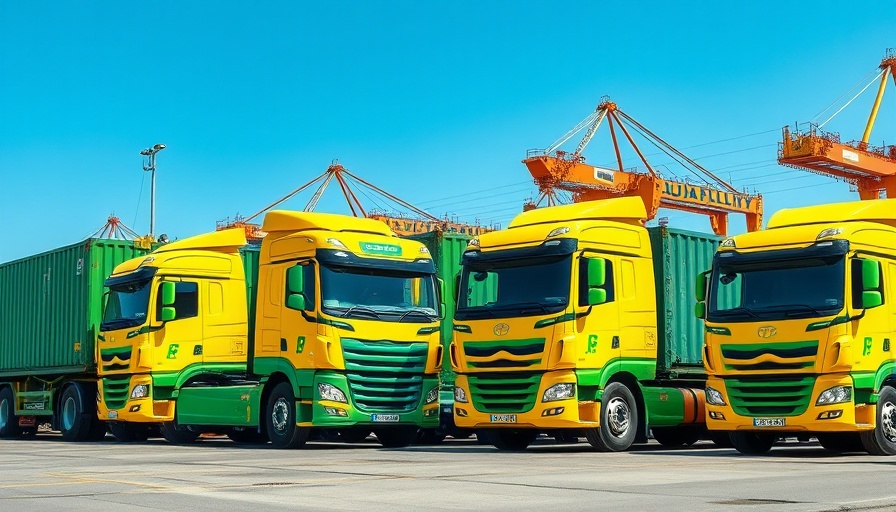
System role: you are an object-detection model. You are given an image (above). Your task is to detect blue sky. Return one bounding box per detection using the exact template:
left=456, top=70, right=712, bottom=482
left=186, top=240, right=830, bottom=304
left=1, top=1, right=894, bottom=262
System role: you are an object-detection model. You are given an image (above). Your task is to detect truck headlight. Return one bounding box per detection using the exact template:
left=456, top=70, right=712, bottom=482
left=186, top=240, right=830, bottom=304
left=425, top=387, right=439, bottom=404
left=542, top=383, right=575, bottom=402
left=454, top=386, right=468, bottom=403
left=816, top=385, right=851, bottom=406
left=130, top=384, right=150, bottom=399
left=318, top=383, right=348, bottom=403
left=706, top=386, right=726, bottom=406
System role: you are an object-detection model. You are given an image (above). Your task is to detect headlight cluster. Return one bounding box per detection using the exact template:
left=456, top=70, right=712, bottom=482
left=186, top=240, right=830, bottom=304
left=816, top=386, right=851, bottom=406
left=424, top=387, right=439, bottom=404
left=542, top=383, right=575, bottom=402
left=706, top=386, right=726, bottom=406
left=318, top=383, right=348, bottom=403
left=454, top=386, right=468, bottom=403
left=130, top=384, right=150, bottom=399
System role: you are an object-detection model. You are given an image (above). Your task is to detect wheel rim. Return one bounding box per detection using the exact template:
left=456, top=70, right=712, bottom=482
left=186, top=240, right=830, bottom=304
left=605, top=397, right=630, bottom=437
left=880, top=399, right=896, bottom=443
left=0, top=398, right=8, bottom=429
left=271, top=397, right=290, bottom=435
left=63, top=396, right=77, bottom=431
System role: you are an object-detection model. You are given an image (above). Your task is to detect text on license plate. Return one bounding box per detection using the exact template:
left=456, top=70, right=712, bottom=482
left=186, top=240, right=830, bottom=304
left=371, top=414, right=399, bottom=422
left=490, top=414, right=517, bottom=423
left=107, top=411, right=118, bottom=419
left=753, top=417, right=785, bottom=427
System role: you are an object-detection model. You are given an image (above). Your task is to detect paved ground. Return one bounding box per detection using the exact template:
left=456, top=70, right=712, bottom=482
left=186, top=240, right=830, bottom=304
left=1, top=434, right=895, bottom=511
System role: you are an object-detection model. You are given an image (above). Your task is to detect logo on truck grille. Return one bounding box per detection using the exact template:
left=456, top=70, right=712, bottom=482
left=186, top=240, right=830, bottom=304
left=757, top=326, right=777, bottom=338
left=493, top=323, right=510, bottom=336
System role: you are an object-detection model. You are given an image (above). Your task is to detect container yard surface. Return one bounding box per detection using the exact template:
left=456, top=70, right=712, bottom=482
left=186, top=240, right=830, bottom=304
left=1, top=435, right=895, bottom=512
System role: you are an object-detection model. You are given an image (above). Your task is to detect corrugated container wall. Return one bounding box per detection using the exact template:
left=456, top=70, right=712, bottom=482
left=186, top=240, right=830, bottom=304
left=647, top=227, right=720, bottom=375
left=0, top=239, right=151, bottom=378
left=404, top=231, right=472, bottom=387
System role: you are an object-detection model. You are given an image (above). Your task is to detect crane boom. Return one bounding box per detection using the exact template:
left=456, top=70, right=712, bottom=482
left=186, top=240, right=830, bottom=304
left=523, top=99, right=763, bottom=235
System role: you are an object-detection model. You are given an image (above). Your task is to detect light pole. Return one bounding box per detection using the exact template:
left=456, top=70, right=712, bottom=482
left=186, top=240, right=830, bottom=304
left=140, top=143, right=166, bottom=239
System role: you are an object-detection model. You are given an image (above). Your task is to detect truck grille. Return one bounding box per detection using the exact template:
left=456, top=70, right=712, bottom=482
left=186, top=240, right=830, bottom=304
left=468, top=372, right=541, bottom=413
left=463, top=338, right=545, bottom=369
left=102, top=375, right=131, bottom=410
left=100, top=346, right=132, bottom=372
left=720, top=340, right=818, bottom=371
left=341, top=338, right=428, bottom=413
left=725, top=375, right=816, bottom=416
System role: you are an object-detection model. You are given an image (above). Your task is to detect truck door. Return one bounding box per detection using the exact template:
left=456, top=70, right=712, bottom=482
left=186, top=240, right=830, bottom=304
left=155, top=279, right=203, bottom=372
left=578, top=255, right=621, bottom=369
left=280, top=261, right=318, bottom=370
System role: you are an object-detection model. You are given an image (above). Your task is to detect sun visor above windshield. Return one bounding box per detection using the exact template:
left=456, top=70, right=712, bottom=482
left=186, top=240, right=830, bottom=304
left=507, top=197, right=647, bottom=229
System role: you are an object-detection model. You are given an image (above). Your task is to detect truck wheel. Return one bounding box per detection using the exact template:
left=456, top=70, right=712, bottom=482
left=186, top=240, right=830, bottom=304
left=161, top=418, right=200, bottom=444
left=109, top=422, right=149, bottom=442
left=59, top=384, right=94, bottom=441
left=652, top=427, right=700, bottom=448
left=265, top=382, right=309, bottom=449
left=374, top=426, right=419, bottom=448
left=489, top=429, right=538, bottom=451
left=340, top=428, right=371, bottom=443
left=861, top=386, right=896, bottom=455
left=586, top=382, right=639, bottom=452
left=228, top=427, right=268, bottom=444
left=729, top=432, right=776, bottom=454
left=817, top=433, right=864, bottom=452
left=0, top=387, right=22, bottom=438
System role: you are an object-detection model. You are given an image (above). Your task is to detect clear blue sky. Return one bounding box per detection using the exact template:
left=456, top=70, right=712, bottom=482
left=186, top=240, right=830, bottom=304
left=1, top=1, right=894, bottom=262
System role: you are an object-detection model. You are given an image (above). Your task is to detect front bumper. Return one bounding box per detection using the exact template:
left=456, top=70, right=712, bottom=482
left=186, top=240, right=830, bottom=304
left=308, top=372, right=440, bottom=428
left=705, top=374, right=874, bottom=433
left=97, top=374, right=173, bottom=423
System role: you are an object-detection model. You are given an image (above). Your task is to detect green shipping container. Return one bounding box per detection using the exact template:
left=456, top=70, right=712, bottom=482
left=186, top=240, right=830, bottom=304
left=647, top=226, right=720, bottom=375
left=404, top=231, right=472, bottom=387
left=0, top=239, right=151, bottom=378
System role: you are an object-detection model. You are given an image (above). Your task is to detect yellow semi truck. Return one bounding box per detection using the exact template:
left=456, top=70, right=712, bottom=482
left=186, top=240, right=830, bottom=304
left=451, top=197, right=721, bottom=451
left=700, top=199, right=896, bottom=455
left=97, top=211, right=443, bottom=448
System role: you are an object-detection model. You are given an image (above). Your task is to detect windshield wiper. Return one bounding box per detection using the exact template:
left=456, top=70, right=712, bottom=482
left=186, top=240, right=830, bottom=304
left=762, top=303, right=831, bottom=317
left=398, top=309, right=438, bottom=323
left=714, top=306, right=761, bottom=319
left=340, top=305, right=382, bottom=320
left=492, top=301, right=550, bottom=313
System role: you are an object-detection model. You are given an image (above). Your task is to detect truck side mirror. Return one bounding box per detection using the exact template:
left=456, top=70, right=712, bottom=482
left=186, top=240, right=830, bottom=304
left=858, top=259, right=884, bottom=309
left=286, top=265, right=307, bottom=311
left=694, top=302, right=706, bottom=319
left=438, top=278, right=446, bottom=320
left=160, top=281, right=177, bottom=322
left=585, top=258, right=608, bottom=306
left=454, top=273, right=461, bottom=302
left=695, top=271, right=709, bottom=319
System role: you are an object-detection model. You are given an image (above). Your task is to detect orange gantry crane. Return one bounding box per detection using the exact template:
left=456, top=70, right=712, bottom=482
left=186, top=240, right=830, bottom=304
left=523, top=98, right=763, bottom=236
left=217, top=162, right=491, bottom=241
left=779, top=49, right=896, bottom=199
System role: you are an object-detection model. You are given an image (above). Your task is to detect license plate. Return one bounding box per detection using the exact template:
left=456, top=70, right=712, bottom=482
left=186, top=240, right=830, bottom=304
left=371, top=414, right=399, bottom=422
left=490, top=414, right=517, bottom=423
left=107, top=411, right=118, bottom=419
left=753, top=417, right=785, bottom=427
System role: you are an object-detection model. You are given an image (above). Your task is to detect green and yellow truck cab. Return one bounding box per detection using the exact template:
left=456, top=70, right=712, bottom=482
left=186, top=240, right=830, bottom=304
left=98, top=211, right=443, bottom=448
left=451, top=197, right=720, bottom=451
left=700, top=198, right=896, bottom=455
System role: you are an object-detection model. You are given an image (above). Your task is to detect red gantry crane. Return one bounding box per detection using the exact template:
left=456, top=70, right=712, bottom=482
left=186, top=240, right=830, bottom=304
left=778, top=49, right=896, bottom=199
left=522, top=98, right=763, bottom=236
left=217, top=162, right=492, bottom=241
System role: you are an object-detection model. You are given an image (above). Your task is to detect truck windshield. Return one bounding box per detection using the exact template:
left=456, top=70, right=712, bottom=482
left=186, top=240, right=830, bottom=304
left=102, top=278, right=152, bottom=330
left=709, top=255, right=845, bottom=322
left=455, top=254, right=571, bottom=320
left=320, top=265, right=439, bottom=323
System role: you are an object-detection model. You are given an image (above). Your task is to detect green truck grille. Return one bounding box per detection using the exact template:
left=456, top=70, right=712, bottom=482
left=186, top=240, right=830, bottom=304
left=99, top=346, right=132, bottom=372
left=463, top=338, right=545, bottom=369
left=341, top=338, right=428, bottom=413
left=102, top=375, right=131, bottom=410
left=468, top=372, right=541, bottom=413
left=720, top=341, right=818, bottom=371
left=725, top=375, right=816, bottom=416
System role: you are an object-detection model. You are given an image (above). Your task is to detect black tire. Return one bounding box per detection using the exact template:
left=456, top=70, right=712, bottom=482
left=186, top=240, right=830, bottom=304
left=161, top=417, right=200, bottom=444
left=109, top=422, right=150, bottom=442
left=265, top=382, right=309, bottom=449
left=0, top=387, right=22, bottom=438
left=861, top=386, right=896, bottom=455
left=729, top=431, right=776, bottom=454
left=652, top=426, right=701, bottom=448
left=475, top=429, right=491, bottom=444
left=340, top=428, right=371, bottom=443
left=708, top=430, right=734, bottom=448
left=374, top=426, right=419, bottom=448
left=817, top=433, right=864, bottom=453
left=489, top=429, right=538, bottom=451
left=586, top=382, right=639, bottom=452
left=228, top=427, right=268, bottom=444
left=59, top=384, right=96, bottom=442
